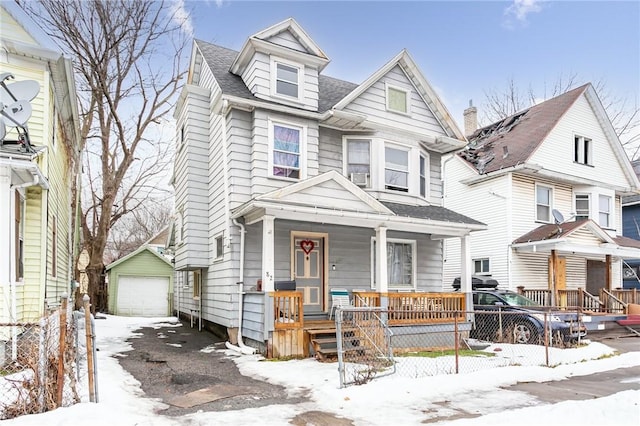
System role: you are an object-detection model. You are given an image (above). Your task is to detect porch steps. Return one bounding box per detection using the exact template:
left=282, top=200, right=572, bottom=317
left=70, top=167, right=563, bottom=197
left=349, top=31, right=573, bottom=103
left=304, top=323, right=362, bottom=362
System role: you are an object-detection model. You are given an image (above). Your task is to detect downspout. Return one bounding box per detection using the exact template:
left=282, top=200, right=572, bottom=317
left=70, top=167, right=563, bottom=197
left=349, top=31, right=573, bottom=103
left=226, top=218, right=256, bottom=355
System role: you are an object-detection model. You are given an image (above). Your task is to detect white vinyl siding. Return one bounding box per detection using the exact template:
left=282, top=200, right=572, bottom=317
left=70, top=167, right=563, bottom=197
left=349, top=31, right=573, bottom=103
left=342, top=65, right=447, bottom=137
left=529, top=94, right=629, bottom=188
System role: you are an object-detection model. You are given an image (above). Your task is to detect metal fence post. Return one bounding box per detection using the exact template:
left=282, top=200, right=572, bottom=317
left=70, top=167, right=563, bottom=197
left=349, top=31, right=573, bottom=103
left=454, top=314, right=459, bottom=374
left=83, top=295, right=96, bottom=402
left=56, top=294, right=68, bottom=406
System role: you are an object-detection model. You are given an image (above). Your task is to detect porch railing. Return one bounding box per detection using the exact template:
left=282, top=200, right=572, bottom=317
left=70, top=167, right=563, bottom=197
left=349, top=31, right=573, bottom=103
left=352, top=291, right=465, bottom=325
left=609, top=288, right=639, bottom=306
left=600, top=289, right=626, bottom=314
left=273, top=291, right=303, bottom=329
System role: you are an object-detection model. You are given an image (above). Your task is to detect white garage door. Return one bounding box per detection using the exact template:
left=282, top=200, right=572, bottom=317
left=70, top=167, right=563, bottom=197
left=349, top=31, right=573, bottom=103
left=116, top=275, right=169, bottom=317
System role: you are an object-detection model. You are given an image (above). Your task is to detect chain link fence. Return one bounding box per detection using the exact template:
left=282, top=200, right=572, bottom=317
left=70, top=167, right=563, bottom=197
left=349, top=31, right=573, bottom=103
left=0, top=296, right=97, bottom=419
left=336, top=307, right=585, bottom=387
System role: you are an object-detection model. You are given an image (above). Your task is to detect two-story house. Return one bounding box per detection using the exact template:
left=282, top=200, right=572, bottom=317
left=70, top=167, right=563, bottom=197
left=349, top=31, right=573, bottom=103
left=0, top=5, right=81, bottom=324
left=443, top=84, right=640, bottom=301
left=173, top=19, right=485, bottom=352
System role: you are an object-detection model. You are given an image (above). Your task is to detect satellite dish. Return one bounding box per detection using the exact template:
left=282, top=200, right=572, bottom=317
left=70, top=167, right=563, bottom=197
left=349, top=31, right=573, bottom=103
left=552, top=209, right=565, bottom=225
left=2, top=101, right=33, bottom=126
left=0, top=80, right=40, bottom=104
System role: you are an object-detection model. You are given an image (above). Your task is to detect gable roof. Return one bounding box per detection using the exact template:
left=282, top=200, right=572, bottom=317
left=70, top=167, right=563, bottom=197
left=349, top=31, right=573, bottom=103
left=332, top=50, right=464, bottom=140
left=460, top=84, right=588, bottom=174
left=511, top=219, right=640, bottom=258
left=105, top=244, right=172, bottom=271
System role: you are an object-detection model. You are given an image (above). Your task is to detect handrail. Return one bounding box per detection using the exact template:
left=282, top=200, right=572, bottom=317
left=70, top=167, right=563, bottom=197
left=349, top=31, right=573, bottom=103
left=579, top=288, right=605, bottom=313
left=600, top=288, right=627, bottom=314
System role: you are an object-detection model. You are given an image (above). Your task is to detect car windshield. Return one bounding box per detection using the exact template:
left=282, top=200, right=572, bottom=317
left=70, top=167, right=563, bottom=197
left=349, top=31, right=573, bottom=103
left=499, top=292, right=540, bottom=307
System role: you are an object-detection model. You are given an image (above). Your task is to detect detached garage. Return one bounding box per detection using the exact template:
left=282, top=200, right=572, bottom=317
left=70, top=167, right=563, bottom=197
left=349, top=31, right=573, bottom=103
left=106, top=246, right=174, bottom=317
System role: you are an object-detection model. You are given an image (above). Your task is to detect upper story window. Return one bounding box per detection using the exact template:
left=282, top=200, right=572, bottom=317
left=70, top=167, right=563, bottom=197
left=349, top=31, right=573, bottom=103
left=272, top=59, right=301, bottom=100
left=385, top=145, right=409, bottom=192
left=386, top=84, right=409, bottom=114
left=269, top=120, right=306, bottom=180
left=575, top=194, right=590, bottom=220
left=574, top=135, right=593, bottom=166
left=599, top=194, right=611, bottom=228
left=419, top=154, right=427, bottom=198
left=215, top=234, right=224, bottom=260
left=536, top=184, right=552, bottom=222
left=345, top=139, right=371, bottom=187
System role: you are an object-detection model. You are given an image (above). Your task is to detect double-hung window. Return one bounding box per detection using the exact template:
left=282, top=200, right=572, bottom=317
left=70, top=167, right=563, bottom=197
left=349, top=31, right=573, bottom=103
left=270, top=121, right=304, bottom=179
left=346, top=139, right=371, bottom=186
left=599, top=194, right=611, bottom=228
left=536, top=185, right=552, bottom=222
left=574, top=135, right=592, bottom=165
left=274, top=61, right=299, bottom=99
left=575, top=194, right=590, bottom=220
left=372, top=238, right=416, bottom=290
left=385, top=145, right=409, bottom=192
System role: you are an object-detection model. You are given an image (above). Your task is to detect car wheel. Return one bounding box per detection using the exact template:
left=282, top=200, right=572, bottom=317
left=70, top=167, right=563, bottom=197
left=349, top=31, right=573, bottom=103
left=511, top=321, right=538, bottom=344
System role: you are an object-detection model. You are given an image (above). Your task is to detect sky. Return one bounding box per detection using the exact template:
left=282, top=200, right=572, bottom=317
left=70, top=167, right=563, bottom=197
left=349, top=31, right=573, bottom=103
left=2, top=315, right=639, bottom=425
left=172, top=0, right=640, bottom=136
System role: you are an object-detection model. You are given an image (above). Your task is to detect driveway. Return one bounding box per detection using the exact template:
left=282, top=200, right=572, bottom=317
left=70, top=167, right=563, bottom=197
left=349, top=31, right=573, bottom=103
left=115, top=319, right=308, bottom=417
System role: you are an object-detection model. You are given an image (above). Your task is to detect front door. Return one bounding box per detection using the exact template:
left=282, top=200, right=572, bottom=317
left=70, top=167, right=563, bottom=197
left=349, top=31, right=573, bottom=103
left=293, top=236, right=324, bottom=315
left=586, top=259, right=606, bottom=295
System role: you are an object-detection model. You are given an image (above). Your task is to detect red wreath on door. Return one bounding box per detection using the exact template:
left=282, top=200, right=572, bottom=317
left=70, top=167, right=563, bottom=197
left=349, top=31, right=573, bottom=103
left=300, top=240, right=315, bottom=255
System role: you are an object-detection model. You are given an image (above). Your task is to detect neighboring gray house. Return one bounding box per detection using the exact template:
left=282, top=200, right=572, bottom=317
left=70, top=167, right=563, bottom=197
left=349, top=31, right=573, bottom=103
left=443, top=84, right=640, bottom=298
left=172, top=18, right=485, bottom=351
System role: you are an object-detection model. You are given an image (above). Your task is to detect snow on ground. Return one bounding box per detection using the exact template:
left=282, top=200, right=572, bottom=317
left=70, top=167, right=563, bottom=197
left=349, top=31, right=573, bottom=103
left=4, top=315, right=640, bottom=426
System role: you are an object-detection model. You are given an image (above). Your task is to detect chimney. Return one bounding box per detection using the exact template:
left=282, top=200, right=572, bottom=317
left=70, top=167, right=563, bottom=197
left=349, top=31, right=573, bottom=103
left=463, top=100, right=478, bottom=137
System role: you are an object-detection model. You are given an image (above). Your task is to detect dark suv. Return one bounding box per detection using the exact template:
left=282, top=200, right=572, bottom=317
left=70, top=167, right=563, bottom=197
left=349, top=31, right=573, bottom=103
left=453, top=277, right=586, bottom=345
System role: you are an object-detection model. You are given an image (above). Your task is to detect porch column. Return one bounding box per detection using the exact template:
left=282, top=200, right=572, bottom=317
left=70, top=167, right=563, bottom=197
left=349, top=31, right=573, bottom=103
left=605, top=255, right=612, bottom=291
left=460, top=235, right=473, bottom=317
left=549, top=249, right=558, bottom=306
left=376, top=226, right=388, bottom=293
left=261, top=215, right=275, bottom=292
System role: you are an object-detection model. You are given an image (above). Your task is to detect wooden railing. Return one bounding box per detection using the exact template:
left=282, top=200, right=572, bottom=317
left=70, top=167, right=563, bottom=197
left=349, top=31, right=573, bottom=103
left=600, top=289, right=626, bottom=314
left=609, top=289, right=639, bottom=306
left=517, top=287, right=552, bottom=306
left=517, top=287, right=613, bottom=313
left=273, top=291, right=303, bottom=329
left=352, top=291, right=465, bottom=325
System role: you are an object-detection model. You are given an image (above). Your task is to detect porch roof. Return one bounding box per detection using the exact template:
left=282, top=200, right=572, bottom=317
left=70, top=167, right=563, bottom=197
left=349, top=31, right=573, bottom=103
left=511, top=219, right=640, bottom=258
left=232, top=198, right=486, bottom=238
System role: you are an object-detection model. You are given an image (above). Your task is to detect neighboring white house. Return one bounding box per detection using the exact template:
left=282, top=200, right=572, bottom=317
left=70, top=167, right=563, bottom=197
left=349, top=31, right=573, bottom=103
left=443, top=84, right=640, bottom=297
left=173, top=18, right=485, bottom=350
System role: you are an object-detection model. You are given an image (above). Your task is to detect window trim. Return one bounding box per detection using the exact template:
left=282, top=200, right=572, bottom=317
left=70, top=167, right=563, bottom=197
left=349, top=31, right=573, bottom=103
left=419, top=153, right=429, bottom=198
left=573, top=135, right=593, bottom=166
left=268, top=118, right=307, bottom=181
left=343, top=137, right=371, bottom=187
left=270, top=56, right=303, bottom=101
left=598, top=194, right=612, bottom=229
left=385, top=83, right=410, bottom=115
left=192, top=269, right=202, bottom=299
left=370, top=237, right=417, bottom=291
left=535, top=184, right=553, bottom=223
left=384, top=142, right=411, bottom=192
left=473, top=258, right=490, bottom=275
left=214, top=233, right=224, bottom=261
left=574, top=193, right=590, bottom=221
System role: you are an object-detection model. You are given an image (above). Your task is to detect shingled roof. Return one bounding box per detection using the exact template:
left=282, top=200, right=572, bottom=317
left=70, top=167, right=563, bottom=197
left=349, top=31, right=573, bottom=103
left=460, top=84, right=590, bottom=174
left=381, top=201, right=485, bottom=226
left=194, top=39, right=358, bottom=114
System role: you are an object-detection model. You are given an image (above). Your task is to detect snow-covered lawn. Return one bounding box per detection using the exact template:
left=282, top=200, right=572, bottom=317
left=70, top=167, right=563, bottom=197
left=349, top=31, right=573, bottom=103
left=4, top=315, right=639, bottom=425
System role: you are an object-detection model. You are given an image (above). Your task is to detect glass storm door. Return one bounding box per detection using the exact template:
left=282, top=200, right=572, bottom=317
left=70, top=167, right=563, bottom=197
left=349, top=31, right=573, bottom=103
left=294, top=237, right=323, bottom=315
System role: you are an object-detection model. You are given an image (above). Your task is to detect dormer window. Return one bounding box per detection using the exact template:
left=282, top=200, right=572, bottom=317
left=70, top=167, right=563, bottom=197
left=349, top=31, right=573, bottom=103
left=386, top=84, right=409, bottom=114
left=271, top=58, right=302, bottom=100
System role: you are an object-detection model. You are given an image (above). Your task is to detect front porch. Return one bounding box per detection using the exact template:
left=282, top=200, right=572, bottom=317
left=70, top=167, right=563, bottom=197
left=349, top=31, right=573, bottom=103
left=268, top=290, right=467, bottom=359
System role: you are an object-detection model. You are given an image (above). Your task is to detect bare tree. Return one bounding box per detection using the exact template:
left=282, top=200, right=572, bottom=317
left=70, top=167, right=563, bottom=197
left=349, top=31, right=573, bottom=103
left=19, top=0, right=187, bottom=311
left=482, top=75, right=640, bottom=159
left=105, top=201, right=173, bottom=264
